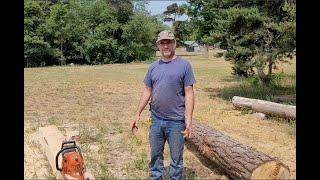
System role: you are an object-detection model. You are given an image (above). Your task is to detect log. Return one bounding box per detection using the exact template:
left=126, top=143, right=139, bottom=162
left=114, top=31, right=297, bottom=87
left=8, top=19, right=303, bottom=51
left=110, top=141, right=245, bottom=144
left=271, top=95, right=296, bottom=103
left=39, top=125, right=94, bottom=180
left=232, top=96, right=259, bottom=109
left=232, top=96, right=296, bottom=119
left=252, top=102, right=295, bottom=119
left=185, top=121, right=290, bottom=180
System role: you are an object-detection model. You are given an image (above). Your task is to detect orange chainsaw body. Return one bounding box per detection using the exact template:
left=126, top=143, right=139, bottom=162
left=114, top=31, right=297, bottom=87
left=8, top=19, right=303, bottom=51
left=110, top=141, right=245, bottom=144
left=56, top=140, right=85, bottom=180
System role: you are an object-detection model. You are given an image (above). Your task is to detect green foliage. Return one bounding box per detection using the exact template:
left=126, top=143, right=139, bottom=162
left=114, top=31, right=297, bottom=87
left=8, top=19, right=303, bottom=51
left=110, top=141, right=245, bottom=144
left=163, top=3, right=187, bottom=34
left=24, top=1, right=44, bottom=35
left=107, top=0, right=133, bottom=24
left=24, top=0, right=57, bottom=67
left=216, top=80, right=295, bottom=105
left=174, top=20, right=195, bottom=43
left=42, top=2, right=70, bottom=64
left=24, top=0, right=163, bottom=67
left=81, top=0, right=120, bottom=64
left=122, top=12, right=159, bottom=62
left=230, top=61, right=255, bottom=77
left=24, top=35, right=56, bottom=67
left=60, top=1, right=88, bottom=64
left=186, top=0, right=296, bottom=85
left=247, top=72, right=290, bottom=88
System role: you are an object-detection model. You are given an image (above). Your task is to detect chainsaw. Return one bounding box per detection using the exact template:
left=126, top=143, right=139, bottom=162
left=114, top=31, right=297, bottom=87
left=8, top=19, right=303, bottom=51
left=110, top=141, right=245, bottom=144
left=56, top=140, right=86, bottom=180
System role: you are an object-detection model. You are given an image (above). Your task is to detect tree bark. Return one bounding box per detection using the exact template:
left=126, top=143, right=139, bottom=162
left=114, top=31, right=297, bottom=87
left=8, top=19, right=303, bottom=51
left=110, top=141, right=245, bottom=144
left=232, top=96, right=296, bottom=119
left=257, top=67, right=269, bottom=86
left=185, top=121, right=290, bottom=180
left=268, top=59, right=273, bottom=76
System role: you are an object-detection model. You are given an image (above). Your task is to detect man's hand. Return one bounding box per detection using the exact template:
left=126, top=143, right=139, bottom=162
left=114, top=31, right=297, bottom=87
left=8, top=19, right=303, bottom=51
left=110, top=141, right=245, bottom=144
left=183, top=85, right=194, bottom=138
left=181, top=121, right=192, bottom=138
left=131, top=114, right=140, bottom=133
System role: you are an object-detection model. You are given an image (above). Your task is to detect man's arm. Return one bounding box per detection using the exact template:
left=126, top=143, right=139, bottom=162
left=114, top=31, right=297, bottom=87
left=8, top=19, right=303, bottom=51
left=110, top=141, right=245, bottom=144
left=182, top=85, right=195, bottom=138
left=131, top=85, right=152, bottom=131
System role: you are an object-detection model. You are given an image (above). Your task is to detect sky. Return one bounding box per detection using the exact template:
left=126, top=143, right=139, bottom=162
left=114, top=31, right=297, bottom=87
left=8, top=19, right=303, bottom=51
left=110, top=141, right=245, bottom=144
left=135, top=0, right=189, bottom=26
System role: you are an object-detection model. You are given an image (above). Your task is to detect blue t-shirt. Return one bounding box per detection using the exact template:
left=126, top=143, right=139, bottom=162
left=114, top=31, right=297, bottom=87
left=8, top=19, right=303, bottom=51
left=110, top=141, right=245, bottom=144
left=144, top=56, right=196, bottom=121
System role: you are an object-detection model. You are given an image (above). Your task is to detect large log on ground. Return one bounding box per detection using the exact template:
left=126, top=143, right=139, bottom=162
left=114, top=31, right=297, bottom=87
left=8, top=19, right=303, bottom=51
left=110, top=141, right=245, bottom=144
left=185, top=121, right=290, bottom=180
left=232, top=96, right=296, bottom=119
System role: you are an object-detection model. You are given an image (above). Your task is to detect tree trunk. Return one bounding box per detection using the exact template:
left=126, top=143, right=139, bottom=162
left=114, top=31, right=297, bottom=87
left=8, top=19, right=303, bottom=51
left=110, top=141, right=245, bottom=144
left=172, top=13, right=176, bottom=34
left=232, top=96, right=296, bottom=119
left=257, top=67, right=269, bottom=86
left=268, top=59, right=273, bottom=76
left=185, top=121, right=290, bottom=180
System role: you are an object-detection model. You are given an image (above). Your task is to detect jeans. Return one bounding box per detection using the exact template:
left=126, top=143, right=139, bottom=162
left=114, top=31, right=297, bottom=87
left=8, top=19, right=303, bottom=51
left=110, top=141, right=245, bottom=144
left=149, top=113, right=186, bottom=180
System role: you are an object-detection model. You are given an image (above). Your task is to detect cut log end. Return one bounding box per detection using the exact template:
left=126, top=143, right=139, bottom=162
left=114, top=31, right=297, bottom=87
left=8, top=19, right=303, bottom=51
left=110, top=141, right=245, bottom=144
left=251, top=161, right=290, bottom=179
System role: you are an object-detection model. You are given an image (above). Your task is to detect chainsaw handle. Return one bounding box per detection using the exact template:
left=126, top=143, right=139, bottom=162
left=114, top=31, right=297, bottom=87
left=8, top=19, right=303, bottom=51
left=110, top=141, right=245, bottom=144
left=61, top=140, right=77, bottom=149
left=55, top=146, right=81, bottom=171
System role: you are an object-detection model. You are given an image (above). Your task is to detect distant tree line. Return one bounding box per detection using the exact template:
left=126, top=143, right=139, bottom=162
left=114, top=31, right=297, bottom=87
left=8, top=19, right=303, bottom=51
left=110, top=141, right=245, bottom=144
left=25, top=0, right=296, bottom=87
left=24, top=0, right=167, bottom=67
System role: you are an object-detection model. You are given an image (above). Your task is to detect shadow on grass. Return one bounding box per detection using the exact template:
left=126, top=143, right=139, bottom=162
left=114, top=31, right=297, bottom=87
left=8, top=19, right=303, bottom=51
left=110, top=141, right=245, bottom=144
left=181, top=143, right=233, bottom=180
left=219, top=75, right=240, bottom=83
left=203, top=83, right=296, bottom=105
left=162, top=166, right=200, bottom=180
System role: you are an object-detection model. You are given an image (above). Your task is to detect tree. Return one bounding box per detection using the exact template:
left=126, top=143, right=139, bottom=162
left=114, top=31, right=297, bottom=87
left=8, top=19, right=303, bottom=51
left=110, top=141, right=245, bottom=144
left=121, top=12, right=159, bottom=62
left=185, top=0, right=225, bottom=45
left=62, top=1, right=90, bottom=64
left=174, top=21, right=195, bottom=44
left=82, top=0, right=120, bottom=64
left=24, top=0, right=57, bottom=67
left=133, top=0, right=149, bottom=14
left=24, top=0, right=169, bottom=67
left=163, top=3, right=185, bottom=33
left=186, top=0, right=296, bottom=86
left=106, top=0, right=134, bottom=24
left=41, top=1, right=70, bottom=65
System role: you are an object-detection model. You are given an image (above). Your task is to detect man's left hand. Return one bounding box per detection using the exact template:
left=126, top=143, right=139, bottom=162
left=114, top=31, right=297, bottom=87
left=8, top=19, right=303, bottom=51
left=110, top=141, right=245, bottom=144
left=181, top=122, right=192, bottom=138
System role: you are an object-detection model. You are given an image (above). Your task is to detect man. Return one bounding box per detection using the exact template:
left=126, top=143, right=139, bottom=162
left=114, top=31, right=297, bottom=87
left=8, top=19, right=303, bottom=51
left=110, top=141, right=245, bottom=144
left=131, top=30, right=196, bottom=180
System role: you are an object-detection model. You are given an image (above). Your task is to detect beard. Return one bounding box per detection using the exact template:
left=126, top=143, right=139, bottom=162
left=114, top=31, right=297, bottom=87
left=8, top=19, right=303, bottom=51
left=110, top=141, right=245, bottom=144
left=162, top=51, right=174, bottom=58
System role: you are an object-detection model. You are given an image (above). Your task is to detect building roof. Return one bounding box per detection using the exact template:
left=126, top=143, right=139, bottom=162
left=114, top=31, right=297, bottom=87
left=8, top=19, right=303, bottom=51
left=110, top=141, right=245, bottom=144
left=182, top=41, right=199, bottom=47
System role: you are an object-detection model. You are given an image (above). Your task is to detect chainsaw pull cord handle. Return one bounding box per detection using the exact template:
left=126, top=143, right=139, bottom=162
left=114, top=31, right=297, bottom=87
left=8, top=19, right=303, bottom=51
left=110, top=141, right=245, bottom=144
left=55, top=145, right=81, bottom=171
left=61, top=140, right=77, bottom=149
left=60, top=140, right=83, bottom=159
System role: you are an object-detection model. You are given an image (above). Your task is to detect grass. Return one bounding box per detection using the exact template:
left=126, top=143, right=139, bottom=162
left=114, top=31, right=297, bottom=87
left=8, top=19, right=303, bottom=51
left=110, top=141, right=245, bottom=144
left=134, top=153, right=149, bottom=171
left=43, top=164, right=56, bottom=180
left=203, top=72, right=296, bottom=105
left=287, top=120, right=296, bottom=137
left=111, top=122, right=124, bottom=134
left=78, top=125, right=101, bottom=144
left=98, top=163, right=117, bottom=180
left=24, top=126, right=38, bottom=134
left=24, top=50, right=296, bottom=179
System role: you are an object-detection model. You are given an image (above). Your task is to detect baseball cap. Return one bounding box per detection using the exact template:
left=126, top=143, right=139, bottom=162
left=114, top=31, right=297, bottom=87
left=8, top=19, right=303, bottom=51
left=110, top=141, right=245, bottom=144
left=156, top=30, right=175, bottom=43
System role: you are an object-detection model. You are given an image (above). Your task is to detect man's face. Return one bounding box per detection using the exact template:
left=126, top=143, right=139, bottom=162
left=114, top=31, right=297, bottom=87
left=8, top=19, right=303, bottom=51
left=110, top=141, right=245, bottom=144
left=157, top=39, right=176, bottom=58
